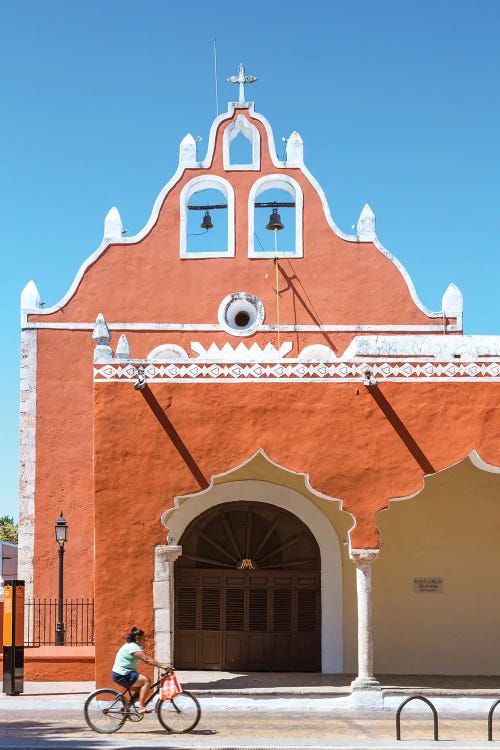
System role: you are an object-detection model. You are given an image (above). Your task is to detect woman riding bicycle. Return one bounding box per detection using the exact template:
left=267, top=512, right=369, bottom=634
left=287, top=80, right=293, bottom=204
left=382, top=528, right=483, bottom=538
left=112, top=626, right=171, bottom=714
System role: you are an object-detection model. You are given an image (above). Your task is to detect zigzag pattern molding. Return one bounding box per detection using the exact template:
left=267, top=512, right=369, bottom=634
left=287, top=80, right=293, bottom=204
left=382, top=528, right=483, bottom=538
left=190, top=341, right=293, bottom=360
left=94, top=360, right=500, bottom=383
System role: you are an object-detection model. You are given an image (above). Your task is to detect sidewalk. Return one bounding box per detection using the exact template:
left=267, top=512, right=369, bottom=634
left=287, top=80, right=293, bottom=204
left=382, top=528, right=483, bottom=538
left=1, top=672, right=499, bottom=714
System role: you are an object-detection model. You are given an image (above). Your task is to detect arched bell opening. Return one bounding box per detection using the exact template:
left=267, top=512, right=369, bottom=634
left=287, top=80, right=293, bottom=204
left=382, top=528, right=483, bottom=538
left=248, top=175, right=303, bottom=258
left=179, top=175, right=235, bottom=258
left=186, top=187, right=228, bottom=255
left=174, top=501, right=321, bottom=671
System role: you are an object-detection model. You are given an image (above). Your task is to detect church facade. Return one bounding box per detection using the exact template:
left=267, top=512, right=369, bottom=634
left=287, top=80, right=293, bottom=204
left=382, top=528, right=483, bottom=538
left=18, top=67, right=500, bottom=695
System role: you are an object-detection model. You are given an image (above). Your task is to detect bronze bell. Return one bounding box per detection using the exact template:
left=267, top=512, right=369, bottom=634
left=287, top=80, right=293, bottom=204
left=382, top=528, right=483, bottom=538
left=200, top=211, right=213, bottom=230
left=266, top=207, right=284, bottom=231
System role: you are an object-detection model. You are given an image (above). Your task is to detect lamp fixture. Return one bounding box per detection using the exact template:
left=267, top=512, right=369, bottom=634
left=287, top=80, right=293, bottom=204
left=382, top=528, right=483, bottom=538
left=134, top=367, right=146, bottom=391
left=363, top=369, right=378, bottom=387
left=55, top=511, right=68, bottom=546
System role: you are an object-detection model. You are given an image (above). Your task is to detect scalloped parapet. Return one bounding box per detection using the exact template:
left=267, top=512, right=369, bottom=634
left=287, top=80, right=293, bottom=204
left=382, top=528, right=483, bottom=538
left=103, top=207, right=123, bottom=242
left=92, top=313, right=113, bottom=363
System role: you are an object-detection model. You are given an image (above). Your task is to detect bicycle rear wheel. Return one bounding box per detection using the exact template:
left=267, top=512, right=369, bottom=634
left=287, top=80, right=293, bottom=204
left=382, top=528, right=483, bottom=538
left=84, top=688, right=127, bottom=733
left=156, top=690, right=201, bottom=733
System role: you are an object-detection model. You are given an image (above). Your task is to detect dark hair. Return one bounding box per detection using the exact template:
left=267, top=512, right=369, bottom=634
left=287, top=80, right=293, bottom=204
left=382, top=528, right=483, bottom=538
left=126, top=627, right=144, bottom=643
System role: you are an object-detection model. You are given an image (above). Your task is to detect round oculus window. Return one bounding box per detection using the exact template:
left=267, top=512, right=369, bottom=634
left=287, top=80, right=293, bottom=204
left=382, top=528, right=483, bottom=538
left=218, top=292, right=265, bottom=336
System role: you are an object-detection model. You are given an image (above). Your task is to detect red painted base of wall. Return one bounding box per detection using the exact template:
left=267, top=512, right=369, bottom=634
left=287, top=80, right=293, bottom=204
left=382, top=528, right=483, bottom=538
left=0, top=647, right=95, bottom=681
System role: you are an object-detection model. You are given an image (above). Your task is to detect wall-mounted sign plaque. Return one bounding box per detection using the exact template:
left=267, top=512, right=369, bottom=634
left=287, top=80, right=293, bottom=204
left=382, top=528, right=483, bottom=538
left=414, top=578, right=444, bottom=593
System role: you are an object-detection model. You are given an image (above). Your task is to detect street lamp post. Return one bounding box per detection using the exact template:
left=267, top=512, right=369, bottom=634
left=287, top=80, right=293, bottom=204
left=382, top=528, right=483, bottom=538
left=55, top=511, right=68, bottom=646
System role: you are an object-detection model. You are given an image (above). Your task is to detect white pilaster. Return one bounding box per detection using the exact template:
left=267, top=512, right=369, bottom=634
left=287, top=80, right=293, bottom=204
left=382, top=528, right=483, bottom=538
left=349, top=548, right=382, bottom=706
left=153, top=545, right=182, bottom=668
left=18, top=327, right=37, bottom=604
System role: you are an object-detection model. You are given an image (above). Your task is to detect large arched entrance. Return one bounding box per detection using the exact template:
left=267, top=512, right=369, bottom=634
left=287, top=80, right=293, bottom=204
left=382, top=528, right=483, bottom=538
left=174, top=501, right=321, bottom=671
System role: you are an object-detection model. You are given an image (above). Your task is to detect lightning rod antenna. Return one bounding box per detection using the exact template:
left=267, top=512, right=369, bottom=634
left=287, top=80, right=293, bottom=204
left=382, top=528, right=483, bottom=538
left=213, top=38, right=219, bottom=117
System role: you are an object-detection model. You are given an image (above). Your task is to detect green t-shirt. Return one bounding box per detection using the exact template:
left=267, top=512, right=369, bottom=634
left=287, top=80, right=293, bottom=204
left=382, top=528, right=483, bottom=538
left=112, top=641, right=143, bottom=675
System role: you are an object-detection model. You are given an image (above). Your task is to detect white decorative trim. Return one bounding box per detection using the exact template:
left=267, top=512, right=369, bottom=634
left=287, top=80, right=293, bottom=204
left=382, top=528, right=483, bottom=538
left=191, top=341, right=293, bottom=361
left=248, top=174, right=303, bottom=258
left=180, top=175, right=235, bottom=258
left=467, top=450, right=500, bottom=474
left=18, top=328, right=37, bottom=602
left=223, top=115, right=260, bottom=170
left=23, top=321, right=462, bottom=333
left=349, top=549, right=380, bottom=565
left=217, top=292, right=265, bottom=336
left=94, top=359, right=500, bottom=383
left=147, top=344, right=189, bottom=361
left=162, top=476, right=345, bottom=673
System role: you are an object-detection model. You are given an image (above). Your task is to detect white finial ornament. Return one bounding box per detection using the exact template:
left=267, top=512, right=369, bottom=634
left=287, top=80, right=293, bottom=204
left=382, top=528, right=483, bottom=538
left=103, top=207, right=123, bottom=241
left=92, top=313, right=114, bottom=362
left=442, top=283, right=463, bottom=317
left=356, top=204, right=376, bottom=241
left=21, top=280, right=41, bottom=310
left=226, top=63, right=257, bottom=104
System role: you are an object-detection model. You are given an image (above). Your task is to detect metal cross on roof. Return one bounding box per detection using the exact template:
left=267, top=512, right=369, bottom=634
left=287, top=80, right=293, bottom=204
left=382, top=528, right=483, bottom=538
left=226, top=63, right=257, bottom=104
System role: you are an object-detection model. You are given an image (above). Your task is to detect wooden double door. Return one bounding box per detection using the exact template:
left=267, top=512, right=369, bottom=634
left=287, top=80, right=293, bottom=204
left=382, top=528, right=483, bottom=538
left=174, top=502, right=321, bottom=671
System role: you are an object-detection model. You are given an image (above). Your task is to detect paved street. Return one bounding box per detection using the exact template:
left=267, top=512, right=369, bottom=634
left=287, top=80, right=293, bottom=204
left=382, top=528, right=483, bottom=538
left=0, top=709, right=496, bottom=749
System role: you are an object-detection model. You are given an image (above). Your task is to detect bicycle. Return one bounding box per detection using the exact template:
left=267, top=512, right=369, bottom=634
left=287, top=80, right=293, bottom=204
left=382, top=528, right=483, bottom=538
left=84, top=670, right=201, bottom=734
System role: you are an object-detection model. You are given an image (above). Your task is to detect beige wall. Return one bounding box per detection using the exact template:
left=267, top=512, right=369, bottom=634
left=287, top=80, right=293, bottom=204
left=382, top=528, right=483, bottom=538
left=373, top=458, right=500, bottom=674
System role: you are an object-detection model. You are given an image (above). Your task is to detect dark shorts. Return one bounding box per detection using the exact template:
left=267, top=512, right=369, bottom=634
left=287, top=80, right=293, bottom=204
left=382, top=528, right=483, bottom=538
left=112, top=670, right=140, bottom=688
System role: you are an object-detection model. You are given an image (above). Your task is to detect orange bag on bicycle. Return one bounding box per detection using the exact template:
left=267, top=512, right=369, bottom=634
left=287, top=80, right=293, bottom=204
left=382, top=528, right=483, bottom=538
left=160, top=673, right=181, bottom=700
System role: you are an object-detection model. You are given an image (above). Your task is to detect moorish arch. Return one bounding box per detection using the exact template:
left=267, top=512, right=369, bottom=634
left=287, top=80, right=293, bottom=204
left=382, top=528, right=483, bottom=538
left=373, top=452, right=500, bottom=675
left=158, top=451, right=353, bottom=673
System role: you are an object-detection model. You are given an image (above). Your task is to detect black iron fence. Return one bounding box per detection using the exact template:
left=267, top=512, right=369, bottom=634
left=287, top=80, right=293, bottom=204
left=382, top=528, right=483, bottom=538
left=24, top=598, right=95, bottom=647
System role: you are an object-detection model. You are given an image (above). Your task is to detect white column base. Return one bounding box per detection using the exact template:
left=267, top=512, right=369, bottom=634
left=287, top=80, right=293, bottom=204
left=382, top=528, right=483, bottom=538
left=350, top=675, right=382, bottom=691
left=350, top=680, right=383, bottom=708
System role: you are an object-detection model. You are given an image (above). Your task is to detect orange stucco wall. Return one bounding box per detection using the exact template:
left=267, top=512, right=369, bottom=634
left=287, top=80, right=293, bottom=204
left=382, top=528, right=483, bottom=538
left=91, top=379, right=499, bottom=686
left=0, top=647, right=95, bottom=681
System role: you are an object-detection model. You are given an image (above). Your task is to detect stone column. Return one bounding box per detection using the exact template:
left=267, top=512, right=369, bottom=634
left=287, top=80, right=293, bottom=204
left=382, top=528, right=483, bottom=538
left=349, top=548, right=382, bottom=706
left=153, top=544, right=182, bottom=668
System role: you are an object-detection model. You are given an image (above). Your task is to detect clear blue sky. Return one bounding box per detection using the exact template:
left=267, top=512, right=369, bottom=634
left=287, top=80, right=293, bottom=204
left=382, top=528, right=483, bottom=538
left=1, top=1, right=499, bottom=520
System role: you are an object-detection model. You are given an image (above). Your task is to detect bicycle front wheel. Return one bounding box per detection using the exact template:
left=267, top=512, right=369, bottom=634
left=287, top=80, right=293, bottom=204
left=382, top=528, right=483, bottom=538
left=157, top=690, right=201, bottom=733
left=84, top=688, right=127, bottom=733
